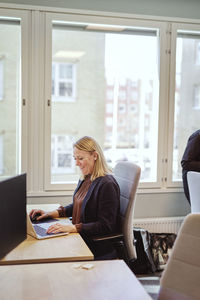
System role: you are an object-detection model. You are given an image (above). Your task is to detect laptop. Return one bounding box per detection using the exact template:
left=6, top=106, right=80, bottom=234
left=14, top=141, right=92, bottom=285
left=27, top=213, right=70, bottom=239
left=0, top=173, right=27, bottom=259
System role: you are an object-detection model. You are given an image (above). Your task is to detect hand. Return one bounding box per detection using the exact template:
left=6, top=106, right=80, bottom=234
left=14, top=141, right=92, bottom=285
left=29, top=209, right=50, bottom=221
left=46, top=223, right=77, bottom=234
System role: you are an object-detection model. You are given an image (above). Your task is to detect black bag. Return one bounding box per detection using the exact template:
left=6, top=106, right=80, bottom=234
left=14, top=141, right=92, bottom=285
left=130, top=227, right=156, bottom=274
left=150, top=233, right=177, bottom=271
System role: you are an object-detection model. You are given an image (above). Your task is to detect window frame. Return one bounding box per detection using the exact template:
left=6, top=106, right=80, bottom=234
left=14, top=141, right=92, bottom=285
left=167, top=23, right=200, bottom=188
left=44, top=12, right=168, bottom=191
left=52, top=61, right=77, bottom=102
left=0, top=9, right=29, bottom=183
left=0, top=57, right=4, bottom=101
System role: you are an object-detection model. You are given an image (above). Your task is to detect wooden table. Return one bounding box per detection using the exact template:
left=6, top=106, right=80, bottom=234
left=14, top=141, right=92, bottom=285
left=0, top=204, right=93, bottom=264
left=0, top=260, right=151, bottom=300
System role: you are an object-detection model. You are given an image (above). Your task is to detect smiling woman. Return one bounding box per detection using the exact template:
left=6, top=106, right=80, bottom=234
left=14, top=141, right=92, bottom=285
left=30, top=136, right=120, bottom=260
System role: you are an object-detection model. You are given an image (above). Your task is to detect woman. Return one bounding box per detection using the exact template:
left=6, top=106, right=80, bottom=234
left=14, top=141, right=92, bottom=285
left=30, top=136, right=120, bottom=259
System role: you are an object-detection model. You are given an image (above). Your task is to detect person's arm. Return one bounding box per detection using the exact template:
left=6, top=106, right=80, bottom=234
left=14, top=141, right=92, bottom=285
left=181, top=134, right=200, bottom=172
left=79, top=180, right=120, bottom=237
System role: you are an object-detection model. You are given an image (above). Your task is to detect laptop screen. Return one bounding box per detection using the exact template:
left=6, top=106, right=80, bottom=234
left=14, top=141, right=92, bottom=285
left=0, top=173, right=27, bottom=259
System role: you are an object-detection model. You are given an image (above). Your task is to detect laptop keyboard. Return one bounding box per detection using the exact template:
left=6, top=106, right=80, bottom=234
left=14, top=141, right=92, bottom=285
left=34, top=225, right=55, bottom=236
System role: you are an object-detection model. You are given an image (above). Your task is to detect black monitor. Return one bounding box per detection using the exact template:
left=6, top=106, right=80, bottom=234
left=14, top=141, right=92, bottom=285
left=0, top=173, right=27, bottom=259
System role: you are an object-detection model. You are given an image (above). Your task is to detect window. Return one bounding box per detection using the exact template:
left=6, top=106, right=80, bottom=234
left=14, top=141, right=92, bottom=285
left=118, top=103, right=126, bottom=114
left=44, top=16, right=161, bottom=188
left=0, top=58, right=4, bottom=101
left=52, top=62, right=76, bottom=102
left=106, top=117, right=113, bottom=127
left=193, top=84, right=200, bottom=109
left=0, top=13, right=27, bottom=181
left=118, top=90, right=126, bottom=100
left=171, top=27, right=200, bottom=183
left=195, top=41, right=200, bottom=65
left=51, top=135, right=76, bottom=182
left=106, top=89, right=114, bottom=100
left=106, top=103, right=113, bottom=114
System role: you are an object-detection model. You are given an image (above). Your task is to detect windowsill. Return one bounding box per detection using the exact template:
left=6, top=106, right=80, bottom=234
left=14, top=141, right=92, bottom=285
left=27, top=186, right=184, bottom=198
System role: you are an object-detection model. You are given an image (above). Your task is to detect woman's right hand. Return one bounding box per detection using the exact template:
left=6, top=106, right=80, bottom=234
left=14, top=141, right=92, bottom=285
left=29, top=209, right=50, bottom=221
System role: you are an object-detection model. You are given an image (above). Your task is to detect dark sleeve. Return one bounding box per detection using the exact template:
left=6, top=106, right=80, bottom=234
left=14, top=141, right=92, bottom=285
left=80, top=181, right=120, bottom=237
left=181, top=134, right=200, bottom=172
left=61, top=203, right=73, bottom=217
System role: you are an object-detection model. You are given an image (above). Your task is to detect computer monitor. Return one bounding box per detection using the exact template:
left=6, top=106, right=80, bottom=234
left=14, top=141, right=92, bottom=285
left=0, top=173, right=27, bottom=259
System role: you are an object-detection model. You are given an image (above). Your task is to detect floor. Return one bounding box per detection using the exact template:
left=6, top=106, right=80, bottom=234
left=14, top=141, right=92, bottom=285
left=137, top=271, right=162, bottom=299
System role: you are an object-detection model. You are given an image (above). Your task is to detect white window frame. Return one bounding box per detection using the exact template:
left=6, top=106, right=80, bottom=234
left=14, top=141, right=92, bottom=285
left=44, top=11, right=168, bottom=191
left=193, top=84, right=200, bottom=109
left=51, top=134, right=75, bottom=174
left=0, top=9, right=29, bottom=182
left=195, top=41, right=200, bottom=65
left=167, top=23, right=200, bottom=188
left=52, top=61, right=76, bottom=102
left=0, top=58, right=4, bottom=101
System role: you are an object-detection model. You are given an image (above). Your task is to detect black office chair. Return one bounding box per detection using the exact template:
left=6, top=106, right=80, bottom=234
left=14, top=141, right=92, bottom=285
left=93, top=161, right=141, bottom=265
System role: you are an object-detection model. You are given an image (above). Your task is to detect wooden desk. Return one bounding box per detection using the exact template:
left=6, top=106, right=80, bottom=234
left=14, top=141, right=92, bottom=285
left=0, top=260, right=151, bottom=300
left=0, top=204, right=93, bottom=265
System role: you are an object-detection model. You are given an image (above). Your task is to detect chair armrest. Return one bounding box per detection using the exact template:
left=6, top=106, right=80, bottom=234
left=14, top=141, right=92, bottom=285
left=92, top=233, right=123, bottom=242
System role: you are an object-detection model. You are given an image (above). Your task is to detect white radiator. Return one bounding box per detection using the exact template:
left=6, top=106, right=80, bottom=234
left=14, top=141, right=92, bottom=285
left=133, top=216, right=185, bottom=234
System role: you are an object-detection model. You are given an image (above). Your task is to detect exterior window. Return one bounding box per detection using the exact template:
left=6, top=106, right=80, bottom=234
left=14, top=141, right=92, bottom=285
left=118, top=90, right=126, bottom=100
left=0, top=19, right=22, bottom=179
left=52, top=62, right=76, bottom=102
left=107, top=89, right=114, bottom=100
left=106, top=117, right=113, bottom=127
left=172, top=30, right=200, bottom=182
left=131, top=90, right=138, bottom=100
left=48, top=21, right=160, bottom=184
left=0, top=59, right=4, bottom=101
left=193, top=84, right=200, bottom=109
left=106, top=103, right=113, bottom=113
left=118, top=103, right=126, bottom=114
left=195, top=41, right=200, bottom=65
left=51, top=135, right=75, bottom=179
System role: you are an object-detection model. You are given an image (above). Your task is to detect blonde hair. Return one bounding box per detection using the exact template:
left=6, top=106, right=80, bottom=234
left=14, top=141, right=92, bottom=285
left=73, top=136, right=112, bottom=181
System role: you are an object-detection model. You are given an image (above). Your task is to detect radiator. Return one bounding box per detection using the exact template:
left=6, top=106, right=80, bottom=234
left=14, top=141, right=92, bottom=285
left=133, top=216, right=185, bottom=234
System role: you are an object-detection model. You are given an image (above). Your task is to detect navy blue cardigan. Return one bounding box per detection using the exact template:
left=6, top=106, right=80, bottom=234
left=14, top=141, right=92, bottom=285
left=63, top=174, right=120, bottom=237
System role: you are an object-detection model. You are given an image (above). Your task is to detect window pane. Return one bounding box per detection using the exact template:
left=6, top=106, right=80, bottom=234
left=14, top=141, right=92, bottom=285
left=51, top=23, right=160, bottom=183
left=173, top=31, right=200, bottom=181
left=59, top=64, right=72, bottom=79
left=0, top=20, right=21, bottom=179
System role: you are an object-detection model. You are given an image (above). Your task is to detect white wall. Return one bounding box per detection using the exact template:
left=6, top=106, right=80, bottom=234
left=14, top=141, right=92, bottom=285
left=1, top=0, right=200, bottom=19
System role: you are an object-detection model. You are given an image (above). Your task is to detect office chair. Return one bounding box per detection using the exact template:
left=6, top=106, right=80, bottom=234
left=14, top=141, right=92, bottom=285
left=158, top=213, right=200, bottom=300
left=187, top=171, right=200, bottom=213
left=93, top=161, right=141, bottom=265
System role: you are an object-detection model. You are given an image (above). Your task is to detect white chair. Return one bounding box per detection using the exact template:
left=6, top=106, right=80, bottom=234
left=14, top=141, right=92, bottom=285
left=93, top=161, right=141, bottom=264
left=158, top=213, right=200, bottom=300
left=187, top=171, right=200, bottom=212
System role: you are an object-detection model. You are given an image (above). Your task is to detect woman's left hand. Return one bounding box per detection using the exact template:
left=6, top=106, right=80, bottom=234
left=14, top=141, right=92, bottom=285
left=46, top=223, right=77, bottom=234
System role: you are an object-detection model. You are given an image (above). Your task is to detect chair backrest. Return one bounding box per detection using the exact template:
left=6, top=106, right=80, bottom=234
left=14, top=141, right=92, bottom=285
left=158, top=213, right=200, bottom=300
left=187, top=171, right=200, bottom=213
left=114, top=161, right=141, bottom=261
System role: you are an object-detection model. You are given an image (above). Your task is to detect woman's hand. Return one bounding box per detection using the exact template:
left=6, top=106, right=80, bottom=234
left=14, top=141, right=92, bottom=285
left=29, top=209, right=59, bottom=221
left=29, top=209, right=47, bottom=221
left=46, top=223, right=77, bottom=234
